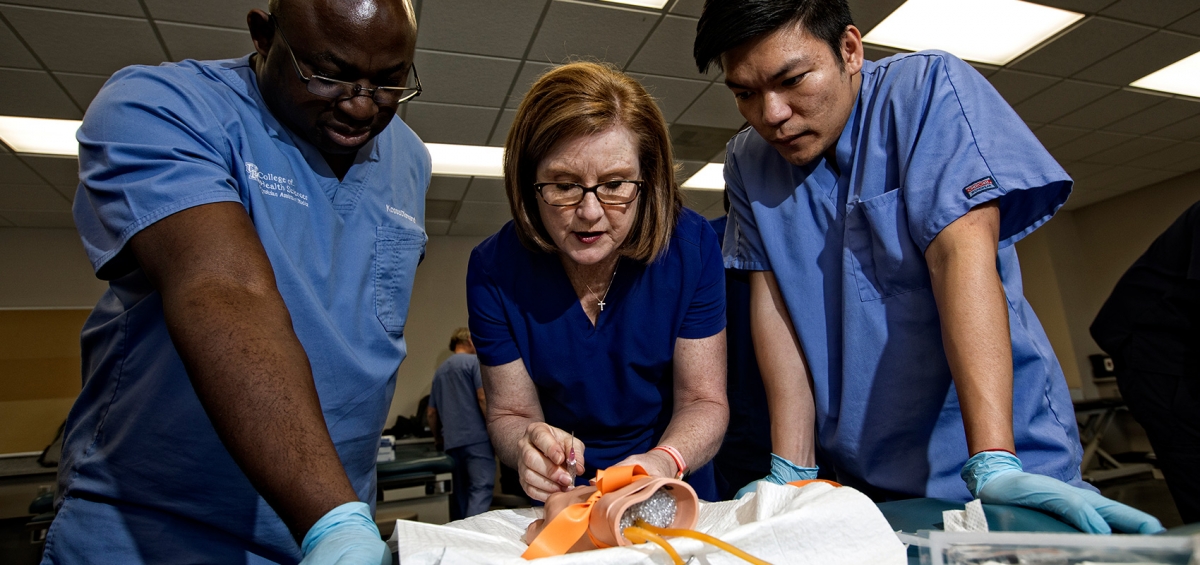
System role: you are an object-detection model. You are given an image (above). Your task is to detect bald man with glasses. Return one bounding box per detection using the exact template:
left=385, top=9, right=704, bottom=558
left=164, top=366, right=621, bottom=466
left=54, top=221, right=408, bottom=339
left=45, top=1, right=427, bottom=563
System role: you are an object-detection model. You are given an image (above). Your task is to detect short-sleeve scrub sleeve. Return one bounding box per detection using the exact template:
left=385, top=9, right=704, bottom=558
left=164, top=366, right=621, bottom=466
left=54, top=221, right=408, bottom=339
left=74, top=65, right=243, bottom=274
left=678, top=211, right=727, bottom=339
left=890, top=52, right=1071, bottom=252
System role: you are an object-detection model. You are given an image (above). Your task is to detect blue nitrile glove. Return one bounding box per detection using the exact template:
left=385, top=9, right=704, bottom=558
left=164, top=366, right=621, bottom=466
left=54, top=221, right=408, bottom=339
left=734, top=453, right=819, bottom=499
left=962, top=451, right=1164, bottom=535
left=300, top=501, right=391, bottom=565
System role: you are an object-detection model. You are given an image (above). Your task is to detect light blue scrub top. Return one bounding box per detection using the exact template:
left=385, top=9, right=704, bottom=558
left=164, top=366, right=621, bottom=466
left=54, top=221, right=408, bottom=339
left=722, top=51, right=1080, bottom=501
left=46, top=56, right=429, bottom=564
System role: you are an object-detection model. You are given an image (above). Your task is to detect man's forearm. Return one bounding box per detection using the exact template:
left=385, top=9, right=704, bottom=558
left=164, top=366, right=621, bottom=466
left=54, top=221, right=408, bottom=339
left=749, top=271, right=817, bottom=466
left=926, top=201, right=1016, bottom=455
left=163, top=282, right=358, bottom=541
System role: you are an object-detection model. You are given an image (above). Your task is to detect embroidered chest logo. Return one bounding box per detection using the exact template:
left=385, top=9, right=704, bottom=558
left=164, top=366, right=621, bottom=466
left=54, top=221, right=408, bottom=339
left=245, top=162, right=309, bottom=208
left=962, top=176, right=998, bottom=199
left=386, top=204, right=417, bottom=225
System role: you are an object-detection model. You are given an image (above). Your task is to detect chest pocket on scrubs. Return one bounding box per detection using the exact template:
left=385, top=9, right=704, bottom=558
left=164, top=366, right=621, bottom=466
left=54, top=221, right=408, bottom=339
left=374, top=226, right=426, bottom=335
left=845, top=189, right=931, bottom=301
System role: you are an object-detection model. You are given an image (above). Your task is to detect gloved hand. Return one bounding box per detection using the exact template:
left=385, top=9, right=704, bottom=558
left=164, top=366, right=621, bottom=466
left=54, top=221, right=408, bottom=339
left=962, top=451, right=1164, bottom=535
left=734, top=453, right=819, bottom=499
left=300, top=501, right=391, bottom=565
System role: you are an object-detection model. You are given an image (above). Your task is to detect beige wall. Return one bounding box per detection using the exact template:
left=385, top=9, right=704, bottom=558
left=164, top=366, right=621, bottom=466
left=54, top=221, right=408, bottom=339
left=0, top=228, right=107, bottom=309
left=1015, top=169, right=1200, bottom=397
left=387, top=235, right=488, bottom=426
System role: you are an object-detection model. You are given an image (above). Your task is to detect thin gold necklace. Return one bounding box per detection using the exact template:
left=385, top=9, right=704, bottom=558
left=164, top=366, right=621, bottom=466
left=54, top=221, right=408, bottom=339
left=584, top=261, right=619, bottom=312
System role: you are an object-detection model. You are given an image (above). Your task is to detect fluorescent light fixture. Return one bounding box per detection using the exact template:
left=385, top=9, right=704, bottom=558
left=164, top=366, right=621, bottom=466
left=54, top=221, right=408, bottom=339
left=681, top=163, right=725, bottom=190
left=1130, top=51, right=1200, bottom=99
left=0, top=116, right=81, bottom=156
left=863, top=0, right=1083, bottom=66
left=426, top=143, right=504, bottom=178
left=0, top=119, right=509, bottom=178
left=601, top=0, right=670, bottom=8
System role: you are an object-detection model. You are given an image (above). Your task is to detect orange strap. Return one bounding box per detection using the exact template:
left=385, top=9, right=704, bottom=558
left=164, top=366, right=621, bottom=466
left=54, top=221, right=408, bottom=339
left=522, top=465, right=649, bottom=560
left=786, top=479, right=843, bottom=488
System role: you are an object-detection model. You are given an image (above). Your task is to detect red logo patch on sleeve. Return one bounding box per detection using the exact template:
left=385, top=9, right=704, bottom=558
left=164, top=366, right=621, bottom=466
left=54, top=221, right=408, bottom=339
left=963, top=176, right=998, bottom=198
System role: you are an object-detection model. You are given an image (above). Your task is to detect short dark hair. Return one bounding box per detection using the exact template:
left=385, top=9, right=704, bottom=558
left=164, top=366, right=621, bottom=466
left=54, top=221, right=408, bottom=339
left=694, top=0, right=854, bottom=74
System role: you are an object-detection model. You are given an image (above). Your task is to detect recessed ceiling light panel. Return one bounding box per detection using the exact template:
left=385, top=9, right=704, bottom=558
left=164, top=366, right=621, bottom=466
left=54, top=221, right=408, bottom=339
left=681, top=163, right=726, bottom=190
left=863, top=0, right=1083, bottom=66
left=0, top=116, right=81, bottom=156
left=1130, top=51, right=1200, bottom=99
left=426, top=143, right=505, bottom=178
left=601, top=0, right=670, bottom=9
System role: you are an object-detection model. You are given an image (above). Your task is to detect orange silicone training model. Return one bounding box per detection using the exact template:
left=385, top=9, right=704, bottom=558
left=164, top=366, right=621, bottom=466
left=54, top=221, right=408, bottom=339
left=522, top=465, right=699, bottom=559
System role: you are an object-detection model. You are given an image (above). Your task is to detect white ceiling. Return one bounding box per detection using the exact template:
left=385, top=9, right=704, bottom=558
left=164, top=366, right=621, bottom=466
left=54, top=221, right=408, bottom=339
left=0, top=0, right=1199, bottom=235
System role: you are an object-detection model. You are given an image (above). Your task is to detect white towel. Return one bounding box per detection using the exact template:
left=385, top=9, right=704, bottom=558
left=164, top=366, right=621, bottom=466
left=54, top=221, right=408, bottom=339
left=389, top=481, right=906, bottom=564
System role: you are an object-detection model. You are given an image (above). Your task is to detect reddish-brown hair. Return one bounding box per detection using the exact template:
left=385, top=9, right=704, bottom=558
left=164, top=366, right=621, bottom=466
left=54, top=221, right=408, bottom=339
left=503, top=62, right=682, bottom=263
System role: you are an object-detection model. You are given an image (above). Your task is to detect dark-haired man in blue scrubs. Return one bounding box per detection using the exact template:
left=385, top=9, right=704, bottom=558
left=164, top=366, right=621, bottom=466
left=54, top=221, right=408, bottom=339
left=694, top=0, right=1162, bottom=534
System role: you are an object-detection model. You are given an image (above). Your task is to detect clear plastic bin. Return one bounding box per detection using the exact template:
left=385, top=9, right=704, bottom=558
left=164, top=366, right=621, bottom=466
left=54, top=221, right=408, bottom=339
left=916, top=531, right=1197, bottom=565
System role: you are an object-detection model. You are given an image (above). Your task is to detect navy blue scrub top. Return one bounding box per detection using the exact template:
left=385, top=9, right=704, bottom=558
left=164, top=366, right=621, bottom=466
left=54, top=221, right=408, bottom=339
left=467, top=208, right=725, bottom=499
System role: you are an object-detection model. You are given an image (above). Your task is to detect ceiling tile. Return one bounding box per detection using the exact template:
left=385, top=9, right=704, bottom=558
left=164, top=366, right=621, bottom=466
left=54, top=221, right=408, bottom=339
left=1073, top=31, right=1200, bottom=86
left=1052, top=90, right=1169, bottom=129
left=1098, top=0, right=1198, bottom=27
left=413, top=50, right=520, bottom=107
left=55, top=72, right=111, bottom=111
left=1, top=6, right=166, bottom=75
left=0, top=210, right=75, bottom=227
left=505, top=62, right=557, bottom=109
left=425, top=199, right=457, bottom=221
left=464, top=177, right=507, bottom=203
left=1013, top=80, right=1116, bottom=124
left=1083, top=164, right=1161, bottom=191
left=848, top=0, right=907, bottom=35
left=455, top=200, right=510, bottom=223
left=1168, top=10, right=1200, bottom=35
left=674, top=83, right=744, bottom=129
left=0, top=68, right=82, bottom=119
left=681, top=188, right=721, bottom=211
left=1049, top=130, right=1136, bottom=161
left=157, top=22, right=253, bottom=61
left=670, top=123, right=738, bottom=161
left=986, top=70, right=1059, bottom=107
left=1104, top=98, right=1200, bottom=135
left=676, top=159, right=706, bottom=181
left=628, top=73, right=708, bottom=122
left=427, top=175, right=470, bottom=200
left=1078, top=136, right=1178, bottom=166
left=1062, top=185, right=1113, bottom=210
left=416, top=0, right=545, bottom=59
left=21, top=155, right=79, bottom=191
left=0, top=183, right=70, bottom=211
left=699, top=201, right=725, bottom=220
left=1035, top=0, right=1119, bottom=14
left=144, top=0, right=265, bottom=29
left=864, top=46, right=903, bottom=63
left=1124, top=141, right=1200, bottom=172
left=527, top=1, right=658, bottom=66
left=0, top=215, right=12, bottom=227
left=1060, top=160, right=1113, bottom=181
left=403, top=102, right=498, bottom=145
left=1119, top=167, right=1184, bottom=192
left=669, top=0, right=703, bottom=18
left=0, top=0, right=143, bottom=17
left=449, top=220, right=506, bottom=236
left=0, top=154, right=48, bottom=184
left=1009, top=18, right=1152, bottom=78
left=425, top=219, right=451, bottom=236
left=1148, top=113, right=1200, bottom=141
left=490, top=109, right=518, bottom=146
left=628, top=15, right=710, bottom=80
left=0, top=19, right=39, bottom=69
